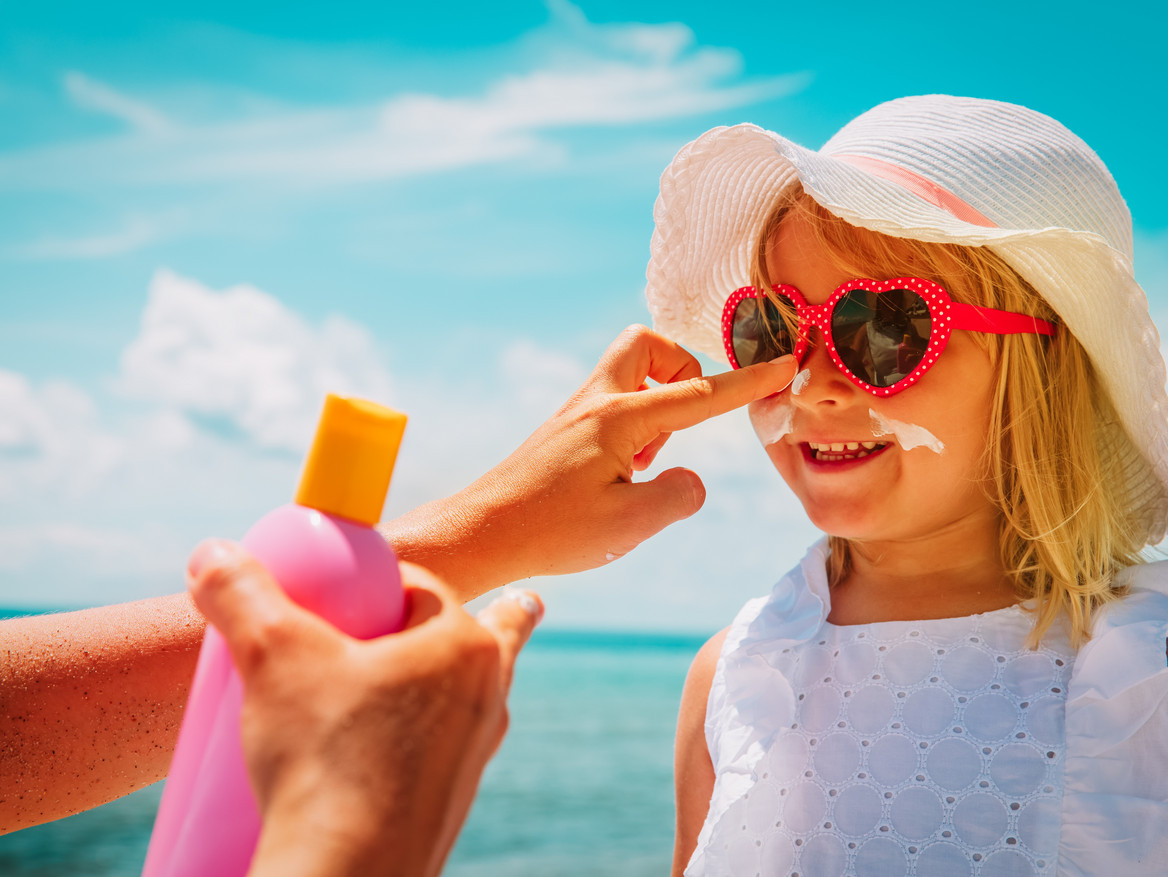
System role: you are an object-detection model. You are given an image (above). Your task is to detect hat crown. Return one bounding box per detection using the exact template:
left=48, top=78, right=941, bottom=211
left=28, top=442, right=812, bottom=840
left=819, top=95, right=1133, bottom=259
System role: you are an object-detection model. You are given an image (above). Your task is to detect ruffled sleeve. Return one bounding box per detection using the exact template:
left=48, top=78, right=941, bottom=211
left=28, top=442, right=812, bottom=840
left=687, top=539, right=832, bottom=877
left=1058, top=560, right=1168, bottom=875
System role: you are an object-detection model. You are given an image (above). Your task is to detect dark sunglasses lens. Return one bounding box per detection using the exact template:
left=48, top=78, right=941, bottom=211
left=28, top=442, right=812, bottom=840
left=831, top=289, right=931, bottom=387
left=732, top=295, right=795, bottom=367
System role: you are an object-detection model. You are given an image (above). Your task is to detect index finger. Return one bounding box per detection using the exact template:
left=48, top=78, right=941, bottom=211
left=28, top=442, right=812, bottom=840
left=624, top=355, right=798, bottom=435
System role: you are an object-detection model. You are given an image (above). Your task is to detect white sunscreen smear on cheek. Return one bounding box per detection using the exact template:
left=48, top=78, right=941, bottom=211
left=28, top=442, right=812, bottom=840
left=790, top=369, right=811, bottom=396
left=751, top=398, right=796, bottom=446
left=869, top=408, right=945, bottom=454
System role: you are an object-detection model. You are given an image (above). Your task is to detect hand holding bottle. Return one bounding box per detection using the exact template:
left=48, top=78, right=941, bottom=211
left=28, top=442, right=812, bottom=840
left=144, top=396, right=413, bottom=876
left=186, top=540, right=542, bottom=877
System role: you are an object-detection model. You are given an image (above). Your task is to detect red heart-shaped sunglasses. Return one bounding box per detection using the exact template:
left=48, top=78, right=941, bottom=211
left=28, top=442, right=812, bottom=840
left=722, top=277, right=1057, bottom=397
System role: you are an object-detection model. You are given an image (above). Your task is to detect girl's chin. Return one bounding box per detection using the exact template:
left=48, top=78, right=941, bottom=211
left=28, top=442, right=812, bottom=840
left=800, top=505, right=886, bottom=540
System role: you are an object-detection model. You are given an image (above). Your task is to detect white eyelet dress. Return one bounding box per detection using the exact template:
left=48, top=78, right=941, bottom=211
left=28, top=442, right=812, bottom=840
left=687, top=540, right=1168, bottom=877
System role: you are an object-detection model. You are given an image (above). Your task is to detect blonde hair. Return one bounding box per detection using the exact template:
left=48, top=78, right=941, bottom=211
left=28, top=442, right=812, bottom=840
left=752, top=191, right=1145, bottom=647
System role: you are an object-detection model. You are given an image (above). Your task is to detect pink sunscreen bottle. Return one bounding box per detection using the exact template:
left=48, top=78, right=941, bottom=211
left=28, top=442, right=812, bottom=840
left=142, top=394, right=409, bottom=877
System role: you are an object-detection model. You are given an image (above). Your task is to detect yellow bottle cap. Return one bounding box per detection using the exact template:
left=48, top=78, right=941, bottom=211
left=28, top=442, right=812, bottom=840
left=294, top=394, right=408, bottom=526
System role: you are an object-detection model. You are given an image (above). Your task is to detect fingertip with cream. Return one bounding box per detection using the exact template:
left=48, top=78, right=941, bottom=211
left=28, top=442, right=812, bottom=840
left=484, top=587, right=545, bottom=625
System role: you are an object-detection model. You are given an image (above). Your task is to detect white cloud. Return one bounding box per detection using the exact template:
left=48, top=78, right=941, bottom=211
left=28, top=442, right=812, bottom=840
left=499, top=339, right=590, bottom=411
left=7, top=214, right=169, bottom=259
left=0, top=371, right=56, bottom=453
left=63, top=70, right=173, bottom=136
left=117, top=269, right=394, bottom=451
left=379, top=58, right=804, bottom=141
left=0, top=4, right=809, bottom=191
left=0, top=370, right=124, bottom=501
left=0, top=364, right=294, bottom=607
left=380, top=338, right=592, bottom=516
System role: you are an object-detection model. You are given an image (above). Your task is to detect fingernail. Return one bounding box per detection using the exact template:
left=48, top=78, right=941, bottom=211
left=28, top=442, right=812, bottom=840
left=490, top=587, right=545, bottom=624
left=685, top=470, right=706, bottom=512
left=187, top=539, right=236, bottom=578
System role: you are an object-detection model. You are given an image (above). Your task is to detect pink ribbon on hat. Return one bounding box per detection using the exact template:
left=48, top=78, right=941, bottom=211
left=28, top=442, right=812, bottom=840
left=835, top=154, right=999, bottom=228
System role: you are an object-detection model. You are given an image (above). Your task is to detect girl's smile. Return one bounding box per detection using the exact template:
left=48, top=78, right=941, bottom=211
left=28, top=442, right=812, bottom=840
left=802, top=439, right=888, bottom=463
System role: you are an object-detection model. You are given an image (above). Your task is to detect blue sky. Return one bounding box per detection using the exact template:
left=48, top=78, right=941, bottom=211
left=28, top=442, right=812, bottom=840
left=2, top=0, right=1165, bottom=630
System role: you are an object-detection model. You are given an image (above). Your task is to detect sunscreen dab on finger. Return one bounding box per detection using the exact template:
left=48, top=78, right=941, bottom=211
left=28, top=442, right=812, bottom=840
left=869, top=409, right=945, bottom=454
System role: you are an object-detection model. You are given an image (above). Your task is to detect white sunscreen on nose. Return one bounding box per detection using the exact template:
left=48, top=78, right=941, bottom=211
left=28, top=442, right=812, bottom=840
left=751, top=398, right=796, bottom=445
left=790, top=369, right=811, bottom=396
left=869, top=409, right=945, bottom=454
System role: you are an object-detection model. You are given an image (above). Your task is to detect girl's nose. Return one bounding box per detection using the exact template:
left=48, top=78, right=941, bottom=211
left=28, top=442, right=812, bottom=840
left=790, top=330, right=861, bottom=409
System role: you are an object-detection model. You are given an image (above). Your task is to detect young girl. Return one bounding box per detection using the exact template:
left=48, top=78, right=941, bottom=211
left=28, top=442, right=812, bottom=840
left=647, top=95, right=1168, bottom=876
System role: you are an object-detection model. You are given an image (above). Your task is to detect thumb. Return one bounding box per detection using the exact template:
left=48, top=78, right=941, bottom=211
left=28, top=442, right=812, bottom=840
left=475, top=588, right=544, bottom=691
left=612, top=467, right=706, bottom=549
left=186, top=539, right=320, bottom=677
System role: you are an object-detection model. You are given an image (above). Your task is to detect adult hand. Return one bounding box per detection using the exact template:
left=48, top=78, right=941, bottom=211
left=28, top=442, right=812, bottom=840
left=384, top=325, right=796, bottom=598
left=185, top=539, right=542, bottom=877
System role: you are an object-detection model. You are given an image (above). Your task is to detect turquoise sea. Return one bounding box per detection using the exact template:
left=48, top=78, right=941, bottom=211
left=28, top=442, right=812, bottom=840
left=0, top=626, right=704, bottom=876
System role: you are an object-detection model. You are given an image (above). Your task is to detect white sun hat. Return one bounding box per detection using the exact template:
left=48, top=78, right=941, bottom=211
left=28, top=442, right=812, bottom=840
left=645, top=94, right=1168, bottom=546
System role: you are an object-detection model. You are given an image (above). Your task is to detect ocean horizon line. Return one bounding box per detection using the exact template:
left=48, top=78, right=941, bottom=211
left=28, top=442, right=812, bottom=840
left=0, top=604, right=713, bottom=649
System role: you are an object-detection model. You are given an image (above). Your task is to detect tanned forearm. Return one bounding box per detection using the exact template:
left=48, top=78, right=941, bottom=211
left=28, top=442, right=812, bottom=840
left=0, top=593, right=205, bottom=833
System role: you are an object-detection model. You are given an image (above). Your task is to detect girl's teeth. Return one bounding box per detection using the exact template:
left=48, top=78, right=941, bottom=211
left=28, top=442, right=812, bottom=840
left=809, top=440, right=887, bottom=461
